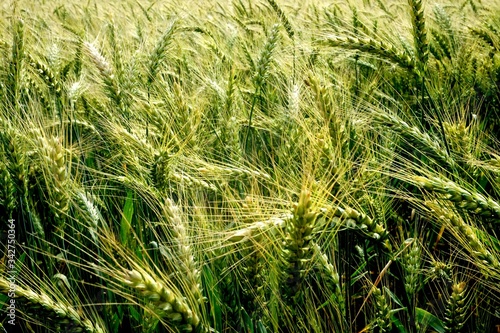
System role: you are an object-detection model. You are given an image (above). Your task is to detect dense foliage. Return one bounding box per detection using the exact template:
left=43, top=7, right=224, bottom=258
left=1, top=0, right=500, bottom=332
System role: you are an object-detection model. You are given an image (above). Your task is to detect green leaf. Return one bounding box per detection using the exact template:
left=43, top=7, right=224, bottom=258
left=129, top=306, right=141, bottom=324
left=384, top=286, right=405, bottom=308
left=391, top=316, right=408, bottom=333
left=120, top=191, right=134, bottom=246
left=416, top=307, right=445, bottom=333
left=255, top=320, right=268, bottom=333
left=202, top=266, right=222, bottom=330
left=15, top=252, right=26, bottom=276
left=241, top=307, right=254, bottom=333
left=0, top=294, right=8, bottom=311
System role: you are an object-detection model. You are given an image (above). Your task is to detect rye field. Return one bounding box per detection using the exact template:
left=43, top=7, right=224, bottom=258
left=1, top=0, right=500, bottom=332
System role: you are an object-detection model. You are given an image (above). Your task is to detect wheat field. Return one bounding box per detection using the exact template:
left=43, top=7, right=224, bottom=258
left=1, top=0, right=500, bottom=332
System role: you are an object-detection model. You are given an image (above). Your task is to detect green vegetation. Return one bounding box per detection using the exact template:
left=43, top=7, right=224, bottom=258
left=1, top=0, right=500, bottom=332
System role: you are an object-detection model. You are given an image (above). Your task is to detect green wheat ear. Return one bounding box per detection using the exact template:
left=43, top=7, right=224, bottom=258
left=0, top=160, right=16, bottom=218
left=7, top=19, right=25, bottom=108
left=84, top=41, right=122, bottom=112
left=375, top=112, right=455, bottom=170
left=408, top=0, right=429, bottom=70
left=266, top=0, right=295, bottom=40
left=415, top=175, right=500, bottom=218
left=147, top=20, right=176, bottom=89
left=444, top=282, right=468, bottom=333
left=0, top=277, right=105, bottom=333
left=372, top=287, right=392, bottom=332
left=403, top=241, right=421, bottom=297
left=426, top=202, right=500, bottom=272
left=40, top=136, right=69, bottom=238
left=245, top=23, right=280, bottom=149
left=281, top=189, right=318, bottom=306
left=2, top=0, right=500, bottom=332
left=323, top=36, right=415, bottom=71
left=163, top=198, right=204, bottom=306
left=253, top=23, right=280, bottom=90
left=312, top=243, right=345, bottom=319
left=122, top=269, right=201, bottom=332
left=27, top=54, right=62, bottom=97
